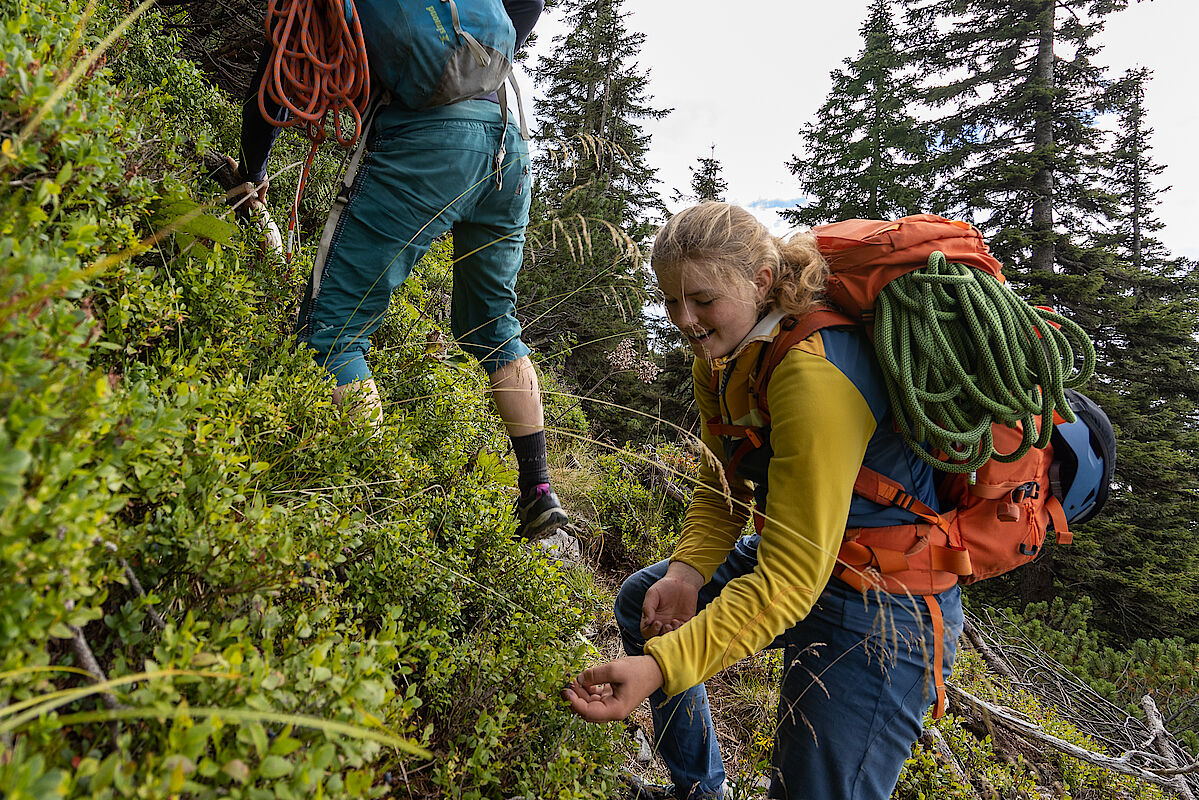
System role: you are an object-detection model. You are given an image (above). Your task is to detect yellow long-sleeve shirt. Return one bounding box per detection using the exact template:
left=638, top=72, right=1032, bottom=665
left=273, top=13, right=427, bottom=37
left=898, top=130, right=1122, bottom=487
left=644, top=331, right=877, bottom=696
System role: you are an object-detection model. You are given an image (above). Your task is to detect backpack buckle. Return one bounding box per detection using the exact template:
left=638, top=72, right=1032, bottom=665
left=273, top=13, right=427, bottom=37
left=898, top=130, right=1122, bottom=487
left=1011, top=481, right=1040, bottom=502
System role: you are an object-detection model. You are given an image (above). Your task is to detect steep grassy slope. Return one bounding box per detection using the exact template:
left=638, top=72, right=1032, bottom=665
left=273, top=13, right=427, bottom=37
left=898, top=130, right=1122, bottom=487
left=0, top=2, right=1187, bottom=798
left=0, top=1, right=620, bottom=796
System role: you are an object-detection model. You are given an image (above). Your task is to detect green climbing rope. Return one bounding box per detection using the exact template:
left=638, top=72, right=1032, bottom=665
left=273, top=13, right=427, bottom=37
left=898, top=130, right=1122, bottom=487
left=873, top=251, right=1096, bottom=473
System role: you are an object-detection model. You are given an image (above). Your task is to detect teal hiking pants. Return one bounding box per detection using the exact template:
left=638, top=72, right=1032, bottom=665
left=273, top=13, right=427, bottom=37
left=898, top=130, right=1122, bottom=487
left=296, top=99, right=532, bottom=384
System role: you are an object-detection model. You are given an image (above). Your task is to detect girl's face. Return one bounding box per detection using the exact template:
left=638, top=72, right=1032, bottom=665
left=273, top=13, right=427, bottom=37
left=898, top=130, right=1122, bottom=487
left=657, top=259, right=772, bottom=359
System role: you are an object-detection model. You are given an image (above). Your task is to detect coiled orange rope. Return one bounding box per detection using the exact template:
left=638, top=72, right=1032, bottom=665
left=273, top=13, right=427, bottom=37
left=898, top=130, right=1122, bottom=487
left=260, top=0, right=371, bottom=259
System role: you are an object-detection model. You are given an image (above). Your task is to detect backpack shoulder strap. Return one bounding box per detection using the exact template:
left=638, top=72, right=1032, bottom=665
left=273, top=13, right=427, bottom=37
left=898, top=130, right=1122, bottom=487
left=755, top=306, right=856, bottom=415
left=853, top=466, right=944, bottom=529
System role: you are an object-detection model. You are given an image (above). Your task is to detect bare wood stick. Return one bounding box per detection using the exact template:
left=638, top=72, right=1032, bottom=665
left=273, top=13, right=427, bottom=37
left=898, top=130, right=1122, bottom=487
left=962, top=615, right=1018, bottom=682
left=120, top=557, right=168, bottom=632
left=947, top=684, right=1183, bottom=792
left=68, top=625, right=121, bottom=711
left=920, top=726, right=980, bottom=797
left=1140, top=695, right=1198, bottom=799
left=639, top=459, right=690, bottom=505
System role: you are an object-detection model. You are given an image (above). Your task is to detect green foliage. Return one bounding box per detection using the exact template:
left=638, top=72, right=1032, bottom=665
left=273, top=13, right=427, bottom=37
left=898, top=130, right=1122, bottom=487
left=784, top=0, right=931, bottom=226
left=522, top=0, right=669, bottom=443
left=987, top=599, right=1199, bottom=754
left=672, top=147, right=727, bottom=207
left=903, top=0, right=1120, bottom=270
left=584, top=445, right=694, bottom=570
left=1, top=1, right=623, bottom=795
left=896, top=650, right=1169, bottom=800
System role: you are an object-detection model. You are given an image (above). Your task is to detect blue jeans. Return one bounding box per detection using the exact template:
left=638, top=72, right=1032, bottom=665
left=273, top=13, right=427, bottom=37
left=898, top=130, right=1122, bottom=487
left=615, top=535, right=963, bottom=800
left=296, top=99, right=532, bottom=384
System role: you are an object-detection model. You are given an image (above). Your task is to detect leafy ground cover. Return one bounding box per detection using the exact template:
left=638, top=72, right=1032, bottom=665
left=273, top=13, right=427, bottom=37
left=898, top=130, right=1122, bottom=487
left=1, top=1, right=621, bottom=796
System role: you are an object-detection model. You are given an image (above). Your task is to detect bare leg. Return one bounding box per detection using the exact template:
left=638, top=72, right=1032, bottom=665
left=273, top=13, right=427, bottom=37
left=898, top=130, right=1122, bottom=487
left=488, top=356, right=544, bottom=438
left=332, top=378, right=382, bottom=427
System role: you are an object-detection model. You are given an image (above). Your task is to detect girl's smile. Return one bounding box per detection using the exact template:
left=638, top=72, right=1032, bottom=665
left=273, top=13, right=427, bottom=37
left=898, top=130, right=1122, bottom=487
left=656, top=260, right=773, bottom=359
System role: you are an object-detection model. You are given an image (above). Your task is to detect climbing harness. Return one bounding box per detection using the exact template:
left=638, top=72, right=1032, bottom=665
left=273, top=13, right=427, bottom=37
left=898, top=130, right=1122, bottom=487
left=259, top=0, right=371, bottom=260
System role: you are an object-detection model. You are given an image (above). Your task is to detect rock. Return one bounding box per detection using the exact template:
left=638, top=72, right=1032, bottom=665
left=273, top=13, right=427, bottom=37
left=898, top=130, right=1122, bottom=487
left=535, top=529, right=581, bottom=568
left=633, top=727, right=653, bottom=764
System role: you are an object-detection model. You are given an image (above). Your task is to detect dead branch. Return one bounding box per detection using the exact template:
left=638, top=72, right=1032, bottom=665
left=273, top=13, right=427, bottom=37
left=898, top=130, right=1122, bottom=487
left=1141, top=695, right=1198, bottom=798
left=68, top=625, right=121, bottom=712
left=121, top=558, right=168, bottom=632
left=638, top=458, right=690, bottom=506
left=962, top=614, right=1018, bottom=682
left=948, top=684, right=1190, bottom=793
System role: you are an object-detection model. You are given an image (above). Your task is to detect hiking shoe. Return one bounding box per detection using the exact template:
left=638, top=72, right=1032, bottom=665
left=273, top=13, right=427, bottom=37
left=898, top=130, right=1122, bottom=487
left=515, top=483, right=568, bottom=539
left=619, top=774, right=678, bottom=799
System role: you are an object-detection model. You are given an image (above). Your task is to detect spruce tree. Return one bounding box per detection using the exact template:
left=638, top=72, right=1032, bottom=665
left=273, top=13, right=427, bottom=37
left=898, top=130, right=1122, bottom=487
left=783, top=0, right=930, bottom=227
left=902, top=0, right=1127, bottom=271
left=1061, top=69, right=1199, bottom=640
left=519, top=0, right=669, bottom=440
left=672, top=145, right=728, bottom=206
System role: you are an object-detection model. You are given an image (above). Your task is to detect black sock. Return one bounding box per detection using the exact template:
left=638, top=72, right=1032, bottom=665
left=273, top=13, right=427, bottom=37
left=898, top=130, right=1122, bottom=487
left=512, top=431, right=550, bottom=494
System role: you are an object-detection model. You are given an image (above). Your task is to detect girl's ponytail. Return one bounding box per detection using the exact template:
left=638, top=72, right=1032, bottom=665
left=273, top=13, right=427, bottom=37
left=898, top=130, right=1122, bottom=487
left=768, top=232, right=828, bottom=318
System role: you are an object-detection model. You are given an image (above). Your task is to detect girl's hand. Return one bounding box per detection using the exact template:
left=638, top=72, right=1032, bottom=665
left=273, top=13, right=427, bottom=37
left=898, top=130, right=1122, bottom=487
left=563, top=656, right=664, bottom=722
left=641, top=562, right=704, bottom=639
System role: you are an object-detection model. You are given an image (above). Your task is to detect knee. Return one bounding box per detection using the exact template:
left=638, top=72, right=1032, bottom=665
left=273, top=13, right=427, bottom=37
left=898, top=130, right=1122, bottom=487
left=614, top=564, right=664, bottom=635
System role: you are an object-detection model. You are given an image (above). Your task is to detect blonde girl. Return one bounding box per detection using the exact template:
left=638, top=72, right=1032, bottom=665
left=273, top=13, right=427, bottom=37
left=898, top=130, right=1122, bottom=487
left=565, top=203, right=963, bottom=800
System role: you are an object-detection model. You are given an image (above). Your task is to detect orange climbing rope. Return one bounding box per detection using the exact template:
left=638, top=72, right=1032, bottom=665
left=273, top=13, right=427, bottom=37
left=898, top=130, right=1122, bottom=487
left=259, top=0, right=371, bottom=260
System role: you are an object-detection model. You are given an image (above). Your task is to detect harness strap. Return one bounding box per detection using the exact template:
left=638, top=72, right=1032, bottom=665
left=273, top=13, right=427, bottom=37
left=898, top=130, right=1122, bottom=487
left=754, top=308, right=856, bottom=416
left=969, top=481, right=1038, bottom=500
left=837, top=535, right=972, bottom=584
left=1046, top=494, right=1072, bottom=544
left=705, top=417, right=758, bottom=440
left=853, top=466, right=945, bottom=529
left=924, top=594, right=947, bottom=718
left=443, top=0, right=492, bottom=67
left=309, top=90, right=385, bottom=303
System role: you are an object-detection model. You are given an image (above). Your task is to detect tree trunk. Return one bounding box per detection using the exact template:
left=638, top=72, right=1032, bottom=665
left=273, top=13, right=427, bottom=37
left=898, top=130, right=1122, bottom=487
left=1017, top=550, right=1057, bottom=606
left=1130, top=91, right=1144, bottom=273
left=1030, top=0, right=1056, bottom=273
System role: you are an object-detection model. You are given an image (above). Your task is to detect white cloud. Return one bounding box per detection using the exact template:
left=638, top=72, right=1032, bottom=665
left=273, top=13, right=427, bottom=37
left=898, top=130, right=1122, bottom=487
left=530, top=0, right=1199, bottom=259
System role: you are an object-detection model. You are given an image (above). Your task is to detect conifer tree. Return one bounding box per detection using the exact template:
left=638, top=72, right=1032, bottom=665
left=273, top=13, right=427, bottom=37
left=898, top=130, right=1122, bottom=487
left=902, top=0, right=1127, bottom=272
left=1059, top=69, right=1199, bottom=640
left=518, top=0, right=669, bottom=440
left=672, top=145, right=728, bottom=206
left=783, top=0, right=930, bottom=227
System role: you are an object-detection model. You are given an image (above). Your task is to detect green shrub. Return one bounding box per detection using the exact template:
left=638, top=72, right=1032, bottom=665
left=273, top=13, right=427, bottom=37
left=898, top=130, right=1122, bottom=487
left=895, top=650, right=1169, bottom=800
left=583, top=443, right=694, bottom=570
left=1, top=1, right=623, bottom=796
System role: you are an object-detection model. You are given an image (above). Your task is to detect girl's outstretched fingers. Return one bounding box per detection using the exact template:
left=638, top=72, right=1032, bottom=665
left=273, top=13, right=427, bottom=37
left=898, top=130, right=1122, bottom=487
left=562, top=656, right=664, bottom=723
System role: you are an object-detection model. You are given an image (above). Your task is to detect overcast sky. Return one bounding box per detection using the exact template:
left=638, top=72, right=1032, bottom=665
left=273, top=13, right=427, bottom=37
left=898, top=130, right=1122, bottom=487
left=524, top=0, right=1199, bottom=259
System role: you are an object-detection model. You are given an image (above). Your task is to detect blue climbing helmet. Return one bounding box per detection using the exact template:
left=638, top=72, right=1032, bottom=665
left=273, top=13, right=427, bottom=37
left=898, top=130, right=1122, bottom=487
left=1050, top=389, right=1116, bottom=524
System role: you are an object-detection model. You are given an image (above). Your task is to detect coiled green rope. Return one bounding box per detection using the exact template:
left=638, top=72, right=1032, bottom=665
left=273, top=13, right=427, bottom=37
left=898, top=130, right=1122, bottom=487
left=873, top=252, right=1096, bottom=473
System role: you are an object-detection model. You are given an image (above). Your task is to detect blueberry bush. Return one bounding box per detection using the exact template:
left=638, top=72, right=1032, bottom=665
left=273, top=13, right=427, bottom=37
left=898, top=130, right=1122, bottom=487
left=0, top=1, right=621, bottom=796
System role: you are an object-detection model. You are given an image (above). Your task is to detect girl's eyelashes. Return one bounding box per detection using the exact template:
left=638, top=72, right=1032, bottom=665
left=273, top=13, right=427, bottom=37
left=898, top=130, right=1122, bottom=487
left=663, top=296, right=715, bottom=306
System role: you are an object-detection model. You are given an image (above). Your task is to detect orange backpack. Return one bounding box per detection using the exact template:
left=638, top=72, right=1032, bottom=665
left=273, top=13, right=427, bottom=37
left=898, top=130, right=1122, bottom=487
left=718, top=215, right=1100, bottom=715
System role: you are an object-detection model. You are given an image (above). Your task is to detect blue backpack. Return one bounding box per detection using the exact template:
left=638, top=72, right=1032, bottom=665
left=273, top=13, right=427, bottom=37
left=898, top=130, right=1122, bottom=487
left=354, top=0, right=517, bottom=111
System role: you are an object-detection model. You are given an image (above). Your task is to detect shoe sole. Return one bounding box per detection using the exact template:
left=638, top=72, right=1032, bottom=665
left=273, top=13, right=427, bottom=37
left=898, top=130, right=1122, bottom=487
left=520, top=508, right=569, bottom=539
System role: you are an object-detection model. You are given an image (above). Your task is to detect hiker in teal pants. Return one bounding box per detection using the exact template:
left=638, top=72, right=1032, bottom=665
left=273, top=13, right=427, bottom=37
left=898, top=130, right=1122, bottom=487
left=234, top=0, right=568, bottom=538
left=295, top=99, right=533, bottom=383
